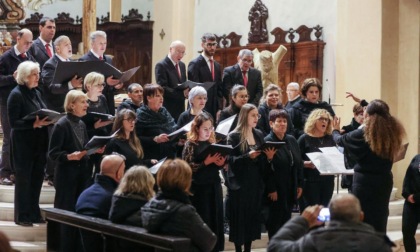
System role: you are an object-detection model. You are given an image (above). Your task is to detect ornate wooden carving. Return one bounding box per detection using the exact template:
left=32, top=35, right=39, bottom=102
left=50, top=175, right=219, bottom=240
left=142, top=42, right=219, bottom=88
left=214, top=25, right=325, bottom=103
left=248, top=0, right=268, bottom=44
left=20, top=9, right=154, bottom=86
left=24, top=12, right=43, bottom=24
left=122, top=8, right=143, bottom=21
left=0, top=0, right=25, bottom=23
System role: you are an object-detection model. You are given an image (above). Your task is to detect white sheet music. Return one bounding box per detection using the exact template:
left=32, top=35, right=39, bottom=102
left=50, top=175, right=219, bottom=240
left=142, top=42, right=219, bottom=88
left=306, top=147, right=354, bottom=175
left=216, top=114, right=236, bottom=136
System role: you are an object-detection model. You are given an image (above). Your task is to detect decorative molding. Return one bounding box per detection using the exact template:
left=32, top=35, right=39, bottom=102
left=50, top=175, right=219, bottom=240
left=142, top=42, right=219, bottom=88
left=247, top=0, right=268, bottom=44
left=0, top=0, right=25, bottom=23
left=122, top=8, right=143, bottom=22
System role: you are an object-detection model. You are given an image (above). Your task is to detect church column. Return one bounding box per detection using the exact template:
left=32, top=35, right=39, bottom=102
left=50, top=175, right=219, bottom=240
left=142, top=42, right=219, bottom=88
left=109, top=0, right=122, bottom=22
left=152, top=0, right=195, bottom=82
left=336, top=0, right=420, bottom=196
left=82, top=0, right=97, bottom=54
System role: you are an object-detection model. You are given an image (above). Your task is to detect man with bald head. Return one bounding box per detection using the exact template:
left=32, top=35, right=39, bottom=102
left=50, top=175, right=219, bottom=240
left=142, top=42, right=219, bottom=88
left=268, top=194, right=394, bottom=252
left=0, top=28, right=35, bottom=185
left=155, top=40, right=187, bottom=120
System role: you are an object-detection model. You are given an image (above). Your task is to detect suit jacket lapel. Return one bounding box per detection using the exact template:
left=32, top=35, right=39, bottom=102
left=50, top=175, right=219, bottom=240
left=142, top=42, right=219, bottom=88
left=234, top=64, right=244, bottom=85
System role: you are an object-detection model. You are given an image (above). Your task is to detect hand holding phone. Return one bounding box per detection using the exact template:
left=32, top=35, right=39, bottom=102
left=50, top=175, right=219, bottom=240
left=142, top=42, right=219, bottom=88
left=317, top=207, right=330, bottom=222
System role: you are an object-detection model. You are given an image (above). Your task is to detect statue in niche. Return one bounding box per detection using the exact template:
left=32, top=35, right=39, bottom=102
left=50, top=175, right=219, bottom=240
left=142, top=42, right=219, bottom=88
left=248, top=0, right=268, bottom=44
left=253, top=45, right=288, bottom=89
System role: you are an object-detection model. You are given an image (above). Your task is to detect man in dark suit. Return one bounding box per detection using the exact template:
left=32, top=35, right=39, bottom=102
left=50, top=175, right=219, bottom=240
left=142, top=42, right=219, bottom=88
left=28, top=17, right=56, bottom=69
left=222, top=49, right=263, bottom=107
left=0, top=28, right=35, bottom=185
left=284, top=82, right=302, bottom=111
left=155, top=40, right=187, bottom=121
left=79, top=30, right=122, bottom=115
left=188, top=33, right=223, bottom=121
left=41, top=35, right=83, bottom=112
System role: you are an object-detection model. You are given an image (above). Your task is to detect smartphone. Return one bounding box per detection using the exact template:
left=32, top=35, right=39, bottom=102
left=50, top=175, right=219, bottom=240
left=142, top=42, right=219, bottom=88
left=317, top=207, right=330, bottom=222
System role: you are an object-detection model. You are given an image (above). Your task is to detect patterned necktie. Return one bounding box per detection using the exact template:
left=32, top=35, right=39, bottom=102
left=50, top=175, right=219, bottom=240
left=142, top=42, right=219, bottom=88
left=45, top=44, right=52, bottom=58
left=175, top=63, right=181, bottom=79
left=209, top=59, right=215, bottom=81
left=242, top=71, right=248, bottom=87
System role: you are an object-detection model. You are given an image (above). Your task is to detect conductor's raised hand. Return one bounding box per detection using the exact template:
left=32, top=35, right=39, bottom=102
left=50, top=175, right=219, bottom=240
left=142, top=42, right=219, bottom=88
left=345, top=92, right=361, bottom=103
left=67, top=150, right=87, bottom=161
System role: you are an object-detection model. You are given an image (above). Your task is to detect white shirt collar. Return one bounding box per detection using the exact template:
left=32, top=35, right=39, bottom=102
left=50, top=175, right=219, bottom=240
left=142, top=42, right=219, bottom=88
left=90, top=49, right=102, bottom=59
left=14, top=45, right=25, bottom=56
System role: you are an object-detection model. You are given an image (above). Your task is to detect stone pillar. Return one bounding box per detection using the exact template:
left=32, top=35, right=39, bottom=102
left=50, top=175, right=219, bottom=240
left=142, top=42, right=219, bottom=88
left=82, top=0, right=96, bottom=54
left=336, top=0, right=420, bottom=196
left=152, top=0, right=195, bottom=83
left=109, top=0, right=122, bottom=22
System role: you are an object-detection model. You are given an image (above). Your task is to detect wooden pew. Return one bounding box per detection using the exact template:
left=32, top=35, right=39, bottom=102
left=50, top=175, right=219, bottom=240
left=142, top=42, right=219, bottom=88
left=43, top=208, right=190, bottom=252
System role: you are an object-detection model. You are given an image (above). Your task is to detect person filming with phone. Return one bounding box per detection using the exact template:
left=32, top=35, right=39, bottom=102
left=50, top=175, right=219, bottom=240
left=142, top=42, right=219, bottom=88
left=267, top=194, right=394, bottom=252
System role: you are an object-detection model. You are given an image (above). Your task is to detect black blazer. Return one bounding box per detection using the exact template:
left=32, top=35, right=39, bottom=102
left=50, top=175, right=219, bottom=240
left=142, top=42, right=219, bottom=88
left=28, top=38, right=55, bottom=69
left=0, top=48, right=35, bottom=105
left=188, top=54, right=223, bottom=120
left=155, top=56, right=187, bottom=120
left=222, top=64, right=263, bottom=106
left=41, top=55, right=73, bottom=112
left=79, top=51, right=116, bottom=115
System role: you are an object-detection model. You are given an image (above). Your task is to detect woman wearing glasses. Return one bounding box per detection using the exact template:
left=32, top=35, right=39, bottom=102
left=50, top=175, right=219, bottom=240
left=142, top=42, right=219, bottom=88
left=263, top=109, right=304, bottom=239
left=182, top=112, right=226, bottom=251
left=105, top=109, right=157, bottom=170
left=297, top=109, right=335, bottom=209
left=227, top=103, right=271, bottom=252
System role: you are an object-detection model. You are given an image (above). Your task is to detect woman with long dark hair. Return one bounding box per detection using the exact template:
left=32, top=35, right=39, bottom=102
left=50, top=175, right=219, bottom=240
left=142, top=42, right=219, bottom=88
left=333, top=99, right=406, bottom=232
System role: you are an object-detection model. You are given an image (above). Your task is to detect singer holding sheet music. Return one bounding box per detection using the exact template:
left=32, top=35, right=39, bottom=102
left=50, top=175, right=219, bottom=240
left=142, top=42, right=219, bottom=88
left=226, top=104, right=269, bottom=252
left=106, top=109, right=157, bottom=170
left=263, top=109, right=304, bottom=238
left=297, top=109, right=335, bottom=209
left=48, top=90, right=103, bottom=252
left=7, top=61, right=52, bottom=226
left=135, top=84, right=178, bottom=160
left=332, top=99, right=406, bottom=232
left=182, top=112, right=225, bottom=251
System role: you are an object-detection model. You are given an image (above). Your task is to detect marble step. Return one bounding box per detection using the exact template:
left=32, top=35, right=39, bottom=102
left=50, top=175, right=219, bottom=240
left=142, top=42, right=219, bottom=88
left=0, top=185, right=55, bottom=204
left=0, top=221, right=46, bottom=242
left=389, top=199, right=404, bottom=216
left=0, top=203, right=53, bottom=221
left=10, top=241, right=46, bottom=252
left=224, top=233, right=268, bottom=251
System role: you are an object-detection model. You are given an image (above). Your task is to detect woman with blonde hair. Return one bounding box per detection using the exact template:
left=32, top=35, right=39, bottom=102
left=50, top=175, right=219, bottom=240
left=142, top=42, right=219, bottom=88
left=182, top=112, right=225, bottom=251
left=333, top=99, right=406, bottom=232
left=109, top=165, right=155, bottom=225
left=105, top=109, right=157, bottom=170
left=142, top=159, right=217, bottom=252
left=297, top=109, right=336, bottom=209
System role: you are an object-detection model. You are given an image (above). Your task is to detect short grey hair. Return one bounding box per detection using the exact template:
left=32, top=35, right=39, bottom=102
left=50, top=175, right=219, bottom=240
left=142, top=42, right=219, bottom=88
left=188, top=86, right=207, bottom=107
left=16, top=61, right=40, bottom=85
left=287, top=82, right=300, bottom=90
left=238, top=49, right=253, bottom=59
left=53, top=35, right=70, bottom=47
left=90, top=30, right=107, bottom=43
left=128, top=83, right=142, bottom=93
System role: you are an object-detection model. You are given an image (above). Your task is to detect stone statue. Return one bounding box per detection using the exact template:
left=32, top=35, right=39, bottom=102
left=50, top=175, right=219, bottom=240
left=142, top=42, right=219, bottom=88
left=252, top=45, right=288, bottom=89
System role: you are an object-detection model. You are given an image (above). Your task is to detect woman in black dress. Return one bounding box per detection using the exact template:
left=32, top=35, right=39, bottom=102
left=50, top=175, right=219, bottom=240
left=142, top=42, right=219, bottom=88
left=135, top=84, right=178, bottom=160
left=332, top=99, right=405, bottom=232
left=7, top=61, right=52, bottom=226
left=297, top=108, right=335, bottom=209
left=177, top=86, right=208, bottom=127
left=263, top=109, right=304, bottom=238
left=218, top=84, right=249, bottom=132
left=182, top=112, right=226, bottom=251
left=106, top=109, right=157, bottom=170
left=227, top=103, right=270, bottom=252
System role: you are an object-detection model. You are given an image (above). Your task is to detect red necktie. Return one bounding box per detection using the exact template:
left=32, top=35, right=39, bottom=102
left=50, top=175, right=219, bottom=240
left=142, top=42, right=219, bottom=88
left=242, top=71, right=248, bottom=87
left=99, top=56, right=103, bottom=61
left=45, top=44, right=52, bottom=58
left=209, top=59, right=215, bottom=81
left=175, top=63, right=181, bottom=79
left=20, top=53, right=26, bottom=59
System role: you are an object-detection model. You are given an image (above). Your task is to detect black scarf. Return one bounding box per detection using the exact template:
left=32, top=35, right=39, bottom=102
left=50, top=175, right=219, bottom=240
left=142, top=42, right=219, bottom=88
left=137, top=105, right=176, bottom=133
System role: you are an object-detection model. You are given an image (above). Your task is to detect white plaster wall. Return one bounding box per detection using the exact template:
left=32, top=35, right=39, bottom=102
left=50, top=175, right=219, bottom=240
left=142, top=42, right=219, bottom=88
left=23, top=0, right=154, bottom=22
left=193, top=0, right=337, bottom=102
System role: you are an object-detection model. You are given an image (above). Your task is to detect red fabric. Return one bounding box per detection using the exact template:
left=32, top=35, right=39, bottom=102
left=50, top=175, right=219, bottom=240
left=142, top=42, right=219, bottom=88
left=45, top=44, right=52, bottom=58
left=242, top=71, right=248, bottom=87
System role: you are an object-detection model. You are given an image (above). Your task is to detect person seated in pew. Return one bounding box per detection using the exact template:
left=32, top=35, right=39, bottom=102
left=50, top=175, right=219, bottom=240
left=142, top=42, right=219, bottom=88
left=141, top=159, right=217, bottom=252
left=75, top=153, right=126, bottom=252
left=117, top=83, right=144, bottom=113
left=105, top=109, right=157, bottom=170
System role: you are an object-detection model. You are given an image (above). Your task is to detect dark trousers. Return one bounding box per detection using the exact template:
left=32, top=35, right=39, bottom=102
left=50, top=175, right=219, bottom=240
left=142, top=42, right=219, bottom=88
left=402, top=201, right=420, bottom=252
left=302, top=175, right=335, bottom=208
left=45, top=125, right=56, bottom=180
left=264, top=200, right=292, bottom=239
left=0, top=104, right=12, bottom=178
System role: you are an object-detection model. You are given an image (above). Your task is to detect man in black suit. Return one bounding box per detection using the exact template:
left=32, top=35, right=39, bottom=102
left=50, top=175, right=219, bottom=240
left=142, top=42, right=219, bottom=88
left=155, top=40, right=187, bottom=121
left=188, top=33, right=223, bottom=121
left=284, top=82, right=302, bottom=111
left=41, top=35, right=83, bottom=112
left=28, top=17, right=56, bottom=69
left=0, top=28, right=35, bottom=185
left=79, top=30, right=122, bottom=115
left=222, top=49, right=263, bottom=106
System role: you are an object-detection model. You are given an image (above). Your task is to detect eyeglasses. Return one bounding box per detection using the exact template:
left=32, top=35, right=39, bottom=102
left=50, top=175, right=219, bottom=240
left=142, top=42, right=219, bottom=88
left=123, top=118, right=135, bottom=123
left=251, top=114, right=262, bottom=119
left=237, top=95, right=249, bottom=99
left=240, top=58, right=253, bottom=63
left=317, top=117, right=329, bottom=122
left=205, top=42, right=218, bottom=47
left=286, top=89, right=298, bottom=92
left=93, top=83, right=105, bottom=88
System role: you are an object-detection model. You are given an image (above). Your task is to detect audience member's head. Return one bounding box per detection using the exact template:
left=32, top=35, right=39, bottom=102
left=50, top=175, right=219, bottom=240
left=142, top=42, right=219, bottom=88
left=329, top=194, right=364, bottom=223
left=157, top=159, right=192, bottom=195
left=100, top=153, right=126, bottom=183
left=127, top=83, right=143, bottom=106
left=114, top=165, right=155, bottom=200
left=286, top=82, right=300, bottom=101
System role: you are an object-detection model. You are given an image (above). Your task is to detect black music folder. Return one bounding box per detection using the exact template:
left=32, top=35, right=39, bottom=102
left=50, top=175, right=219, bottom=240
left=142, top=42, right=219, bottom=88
left=52, top=61, right=140, bottom=84
left=176, top=80, right=215, bottom=91
left=84, top=130, right=119, bottom=155
left=22, top=108, right=66, bottom=123
left=253, top=141, right=285, bottom=151
left=85, top=112, right=115, bottom=122
left=196, top=143, right=234, bottom=161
